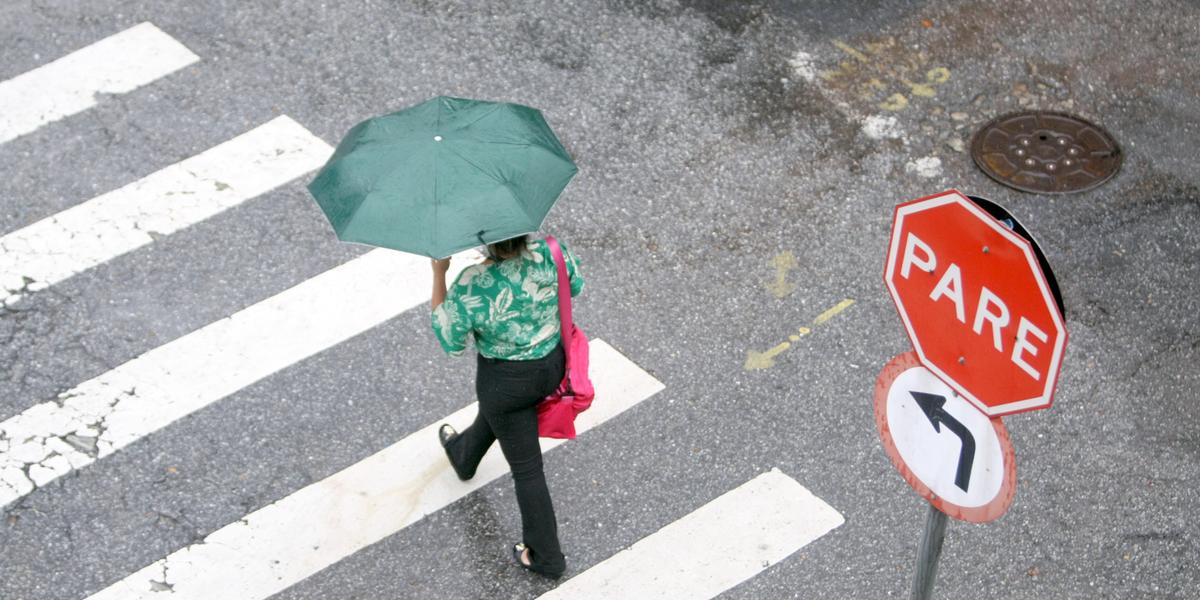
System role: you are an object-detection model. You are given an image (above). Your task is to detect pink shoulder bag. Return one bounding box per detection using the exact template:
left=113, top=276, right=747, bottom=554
left=537, top=237, right=594, bottom=439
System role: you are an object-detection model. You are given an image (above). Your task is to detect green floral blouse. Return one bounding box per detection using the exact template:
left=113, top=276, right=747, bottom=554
left=432, top=238, right=584, bottom=360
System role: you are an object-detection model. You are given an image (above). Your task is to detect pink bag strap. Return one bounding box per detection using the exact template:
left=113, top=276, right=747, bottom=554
left=544, top=236, right=574, bottom=354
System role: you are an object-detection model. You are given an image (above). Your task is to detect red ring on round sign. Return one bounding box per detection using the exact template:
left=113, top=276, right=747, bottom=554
left=874, top=351, right=1017, bottom=523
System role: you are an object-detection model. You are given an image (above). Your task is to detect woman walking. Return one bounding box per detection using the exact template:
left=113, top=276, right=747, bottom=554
left=430, top=234, right=584, bottom=579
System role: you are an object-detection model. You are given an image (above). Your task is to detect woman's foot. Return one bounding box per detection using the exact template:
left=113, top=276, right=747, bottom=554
left=438, top=424, right=472, bottom=481
left=512, top=543, right=563, bottom=580
left=514, top=543, right=532, bottom=567
left=438, top=424, right=457, bottom=446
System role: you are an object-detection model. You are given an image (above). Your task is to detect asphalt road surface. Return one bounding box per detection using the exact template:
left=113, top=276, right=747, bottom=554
left=2, top=1, right=1198, bottom=599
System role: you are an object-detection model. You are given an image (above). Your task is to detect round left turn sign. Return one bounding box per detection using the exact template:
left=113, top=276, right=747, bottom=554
left=874, top=351, right=1017, bottom=522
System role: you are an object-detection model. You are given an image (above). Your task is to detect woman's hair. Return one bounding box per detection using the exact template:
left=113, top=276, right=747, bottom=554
left=487, top=234, right=529, bottom=261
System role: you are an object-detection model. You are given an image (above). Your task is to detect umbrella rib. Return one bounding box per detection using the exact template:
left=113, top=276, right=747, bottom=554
left=473, top=140, right=545, bottom=147
left=443, top=143, right=511, bottom=186
left=504, top=183, right=539, bottom=227
left=452, top=103, right=505, bottom=132
left=443, top=144, right=543, bottom=226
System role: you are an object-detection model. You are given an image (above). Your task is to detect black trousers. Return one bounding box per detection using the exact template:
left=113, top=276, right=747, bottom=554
left=443, top=345, right=567, bottom=576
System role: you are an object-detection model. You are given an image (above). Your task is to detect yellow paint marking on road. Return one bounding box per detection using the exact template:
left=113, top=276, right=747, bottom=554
left=744, top=341, right=792, bottom=371
left=813, top=299, right=856, bottom=325
left=833, top=40, right=871, bottom=63
left=900, top=78, right=936, bottom=98
left=766, top=252, right=798, bottom=299
left=926, top=67, right=951, bottom=83
left=816, top=36, right=951, bottom=113
left=880, top=93, right=909, bottom=111
left=787, top=326, right=813, bottom=343
left=744, top=300, right=855, bottom=370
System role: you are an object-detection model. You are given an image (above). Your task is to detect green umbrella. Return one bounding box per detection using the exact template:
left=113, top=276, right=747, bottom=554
left=307, top=96, right=577, bottom=258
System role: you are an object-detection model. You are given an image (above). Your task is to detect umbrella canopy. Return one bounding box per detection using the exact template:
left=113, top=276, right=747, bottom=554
left=307, top=96, right=577, bottom=258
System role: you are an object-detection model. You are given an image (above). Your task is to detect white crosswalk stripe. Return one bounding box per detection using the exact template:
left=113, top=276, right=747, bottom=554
left=0, top=248, right=479, bottom=508
left=537, top=469, right=844, bottom=599
left=0, top=22, right=199, bottom=144
left=84, top=339, right=665, bottom=600
left=0, top=115, right=331, bottom=306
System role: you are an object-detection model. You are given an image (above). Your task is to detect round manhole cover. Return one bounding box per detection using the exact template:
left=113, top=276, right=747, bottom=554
left=970, top=111, right=1122, bottom=194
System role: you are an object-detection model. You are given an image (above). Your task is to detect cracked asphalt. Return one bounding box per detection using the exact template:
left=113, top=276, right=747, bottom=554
left=2, top=0, right=1198, bottom=599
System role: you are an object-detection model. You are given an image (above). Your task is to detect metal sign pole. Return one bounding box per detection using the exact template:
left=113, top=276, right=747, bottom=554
left=910, top=502, right=948, bottom=600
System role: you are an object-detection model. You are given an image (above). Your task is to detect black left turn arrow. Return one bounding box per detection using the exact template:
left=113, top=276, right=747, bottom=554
left=911, top=391, right=976, bottom=492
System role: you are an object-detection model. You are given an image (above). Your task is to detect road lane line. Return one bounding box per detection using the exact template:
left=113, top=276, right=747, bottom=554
left=84, top=340, right=664, bottom=600
left=744, top=298, right=856, bottom=370
left=0, top=22, right=199, bottom=144
left=0, top=249, right=480, bottom=508
left=812, top=298, right=856, bottom=325
left=0, top=116, right=331, bottom=305
left=538, top=469, right=844, bottom=599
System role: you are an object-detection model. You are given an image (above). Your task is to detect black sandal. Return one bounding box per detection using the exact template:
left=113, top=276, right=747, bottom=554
left=438, top=424, right=472, bottom=481
left=512, top=543, right=534, bottom=571
left=512, top=543, right=563, bottom=580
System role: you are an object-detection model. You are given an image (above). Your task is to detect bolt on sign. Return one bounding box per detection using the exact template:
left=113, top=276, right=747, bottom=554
left=884, top=190, right=1068, bottom=417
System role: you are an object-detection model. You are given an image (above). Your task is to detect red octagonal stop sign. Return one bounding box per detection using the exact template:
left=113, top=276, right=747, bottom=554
left=884, top=190, right=1067, bottom=417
